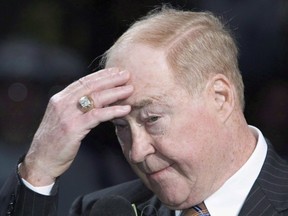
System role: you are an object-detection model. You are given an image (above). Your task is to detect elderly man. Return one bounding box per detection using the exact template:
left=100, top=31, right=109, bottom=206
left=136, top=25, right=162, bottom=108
left=1, top=7, right=288, bottom=216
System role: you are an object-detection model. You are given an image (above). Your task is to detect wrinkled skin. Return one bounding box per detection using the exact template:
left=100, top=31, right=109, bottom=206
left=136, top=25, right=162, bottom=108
left=20, top=43, right=255, bottom=210
left=107, top=43, right=256, bottom=209
left=20, top=68, right=134, bottom=186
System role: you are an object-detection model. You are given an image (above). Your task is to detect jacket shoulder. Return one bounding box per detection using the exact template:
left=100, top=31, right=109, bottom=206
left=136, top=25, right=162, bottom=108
left=239, top=142, right=288, bottom=215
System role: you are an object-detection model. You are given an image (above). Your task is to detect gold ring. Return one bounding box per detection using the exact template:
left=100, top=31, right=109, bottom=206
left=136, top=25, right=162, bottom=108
left=78, top=95, right=94, bottom=113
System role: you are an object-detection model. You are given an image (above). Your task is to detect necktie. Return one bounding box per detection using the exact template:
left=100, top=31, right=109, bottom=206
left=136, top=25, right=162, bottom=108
left=181, top=202, right=210, bottom=216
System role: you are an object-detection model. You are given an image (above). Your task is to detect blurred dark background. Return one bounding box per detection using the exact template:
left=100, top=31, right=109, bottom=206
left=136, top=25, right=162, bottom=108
left=0, top=0, right=287, bottom=214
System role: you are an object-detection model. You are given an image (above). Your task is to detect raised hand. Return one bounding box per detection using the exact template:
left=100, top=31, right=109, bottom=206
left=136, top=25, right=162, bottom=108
left=19, top=68, right=133, bottom=186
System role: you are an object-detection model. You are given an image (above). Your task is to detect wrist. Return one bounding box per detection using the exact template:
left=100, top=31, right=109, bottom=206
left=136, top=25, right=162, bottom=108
left=19, top=159, right=56, bottom=187
left=21, top=176, right=55, bottom=195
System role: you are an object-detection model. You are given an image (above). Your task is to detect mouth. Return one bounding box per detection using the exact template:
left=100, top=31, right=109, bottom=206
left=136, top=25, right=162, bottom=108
left=145, top=164, right=174, bottom=179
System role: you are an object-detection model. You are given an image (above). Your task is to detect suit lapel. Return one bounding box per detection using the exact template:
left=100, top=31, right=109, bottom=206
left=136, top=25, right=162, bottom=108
left=239, top=142, right=288, bottom=215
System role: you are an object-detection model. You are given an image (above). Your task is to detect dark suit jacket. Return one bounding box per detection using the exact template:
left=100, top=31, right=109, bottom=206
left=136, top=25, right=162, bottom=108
left=1, top=143, right=288, bottom=216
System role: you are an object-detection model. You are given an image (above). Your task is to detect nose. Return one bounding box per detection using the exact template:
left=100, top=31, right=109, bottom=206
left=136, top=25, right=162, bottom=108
left=129, top=124, right=155, bottom=163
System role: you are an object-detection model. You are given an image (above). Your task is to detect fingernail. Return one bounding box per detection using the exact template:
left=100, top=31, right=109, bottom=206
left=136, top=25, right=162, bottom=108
left=120, top=105, right=131, bottom=112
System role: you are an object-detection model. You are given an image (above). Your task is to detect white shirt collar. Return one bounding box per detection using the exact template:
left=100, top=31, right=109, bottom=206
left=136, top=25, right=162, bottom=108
left=175, top=126, right=267, bottom=216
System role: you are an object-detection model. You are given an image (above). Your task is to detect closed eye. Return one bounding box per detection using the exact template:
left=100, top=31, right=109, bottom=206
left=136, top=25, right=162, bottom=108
left=146, top=116, right=160, bottom=124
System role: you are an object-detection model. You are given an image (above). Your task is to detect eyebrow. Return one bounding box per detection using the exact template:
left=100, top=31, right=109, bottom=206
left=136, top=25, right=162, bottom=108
left=130, top=99, right=154, bottom=111
left=130, top=93, right=172, bottom=111
left=109, top=93, right=169, bottom=113
left=109, top=99, right=154, bottom=123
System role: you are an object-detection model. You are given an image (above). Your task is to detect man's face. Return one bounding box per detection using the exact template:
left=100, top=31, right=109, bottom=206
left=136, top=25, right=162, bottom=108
left=108, top=43, right=228, bottom=209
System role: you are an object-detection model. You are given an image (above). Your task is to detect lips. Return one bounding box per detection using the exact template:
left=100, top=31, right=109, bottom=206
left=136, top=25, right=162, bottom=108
left=145, top=163, right=174, bottom=178
left=148, top=167, right=168, bottom=175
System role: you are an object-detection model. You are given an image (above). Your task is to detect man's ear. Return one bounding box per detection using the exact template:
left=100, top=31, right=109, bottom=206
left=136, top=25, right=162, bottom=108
left=208, top=74, right=235, bottom=122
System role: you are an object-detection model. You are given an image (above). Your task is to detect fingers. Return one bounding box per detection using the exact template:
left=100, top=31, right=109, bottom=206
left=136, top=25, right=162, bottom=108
left=51, top=67, right=133, bottom=116
left=22, top=67, right=133, bottom=184
left=80, top=105, right=131, bottom=129
left=79, top=68, right=130, bottom=93
left=76, top=69, right=134, bottom=129
left=60, top=68, right=131, bottom=101
left=48, top=67, right=133, bottom=129
left=91, top=85, right=134, bottom=108
left=76, top=84, right=134, bottom=129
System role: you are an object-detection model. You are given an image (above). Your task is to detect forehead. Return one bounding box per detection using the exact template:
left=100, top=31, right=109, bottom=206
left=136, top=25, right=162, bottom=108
left=107, top=43, right=173, bottom=82
left=107, top=43, right=180, bottom=105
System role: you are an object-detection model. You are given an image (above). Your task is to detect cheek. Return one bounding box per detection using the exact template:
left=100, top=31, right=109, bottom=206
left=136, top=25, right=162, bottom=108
left=173, top=118, right=222, bottom=173
left=163, top=114, right=216, bottom=163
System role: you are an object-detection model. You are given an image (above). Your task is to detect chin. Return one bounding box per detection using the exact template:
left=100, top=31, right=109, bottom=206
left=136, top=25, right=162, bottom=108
left=149, top=177, right=193, bottom=209
left=157, top=192, right=194, bottom=210
left=134, top=166, right=197, bottom=208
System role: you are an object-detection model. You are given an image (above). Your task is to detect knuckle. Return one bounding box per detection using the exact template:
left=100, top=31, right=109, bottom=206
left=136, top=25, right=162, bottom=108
left=90, top=92, right=102, bottom=107
left=89, top=109, right=104, bottom=123
left=78, top=77, right=92, bottom=91
left=49, top=94, right=61, bottom=109
left=48, top=94, right=66, bottom=115
left=90, top=108, right=101, bottom=118
left=49, top=94, right=60, bottom=105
